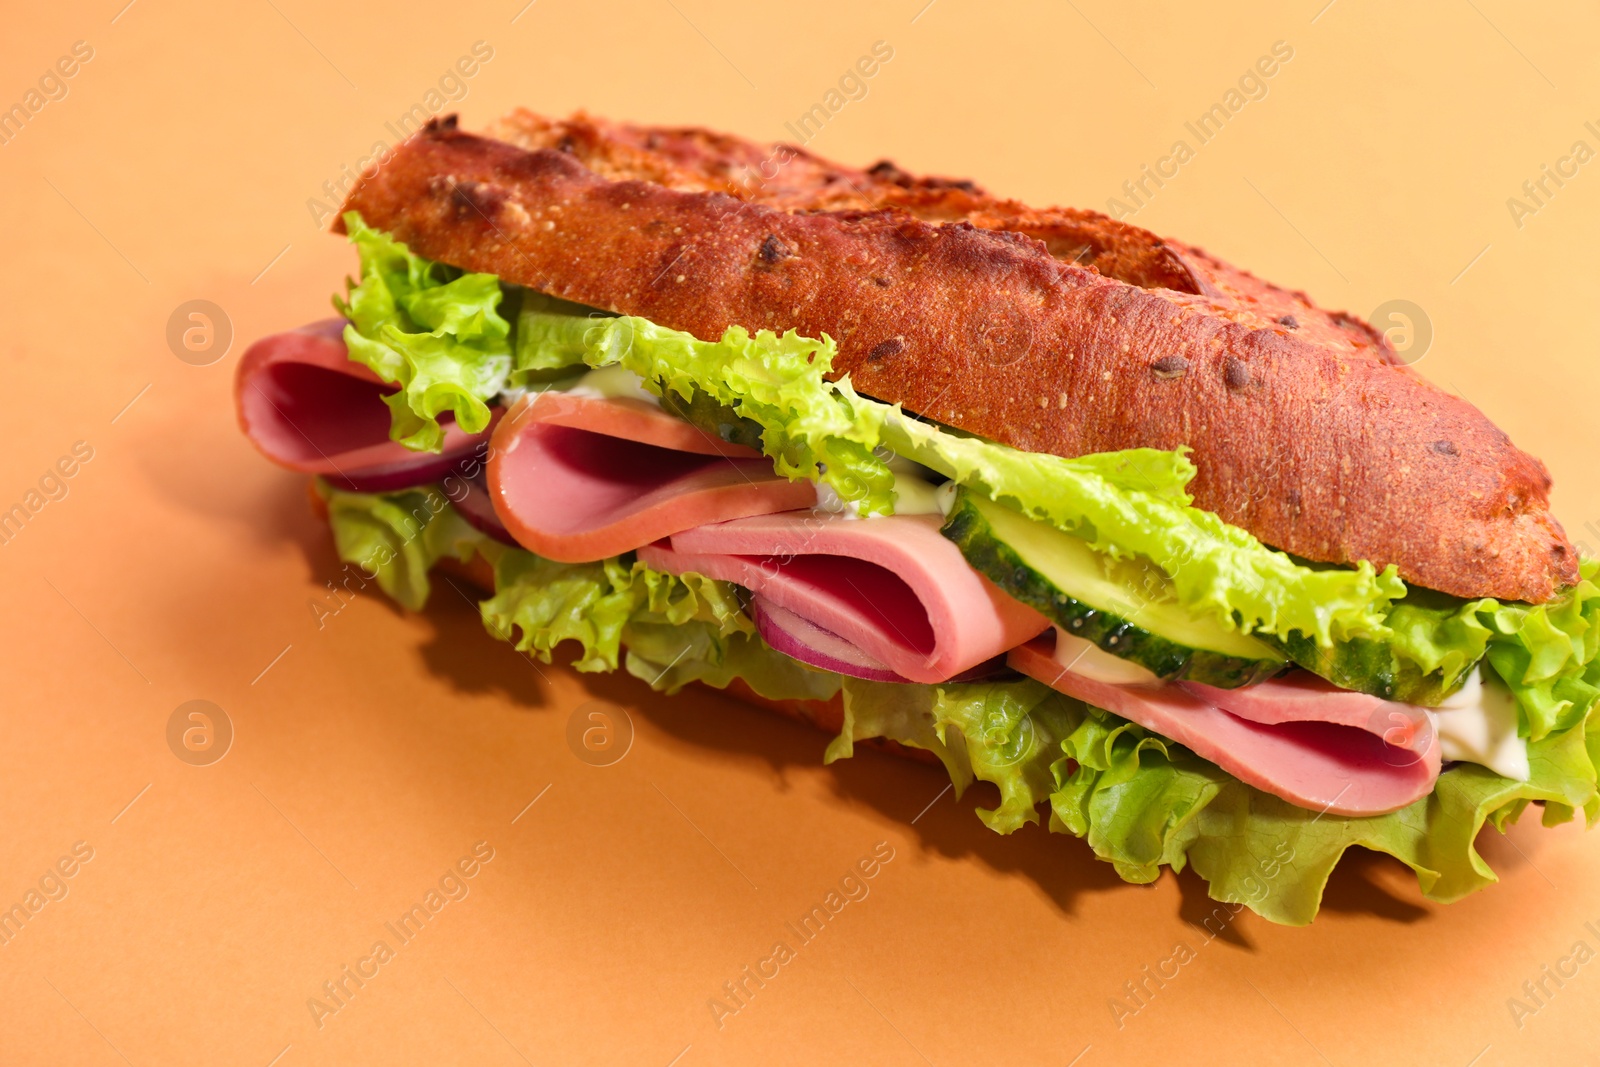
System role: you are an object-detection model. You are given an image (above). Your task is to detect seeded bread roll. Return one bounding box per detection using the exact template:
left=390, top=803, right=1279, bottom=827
left=339, top=112, right=1577, bottom=603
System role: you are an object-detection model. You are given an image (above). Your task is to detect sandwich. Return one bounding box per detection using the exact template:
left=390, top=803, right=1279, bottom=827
left=236, top=110, right=1599, bottom=925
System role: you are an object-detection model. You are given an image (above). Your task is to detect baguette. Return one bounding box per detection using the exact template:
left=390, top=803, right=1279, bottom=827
left=339, top=113, right=1577, bottom=603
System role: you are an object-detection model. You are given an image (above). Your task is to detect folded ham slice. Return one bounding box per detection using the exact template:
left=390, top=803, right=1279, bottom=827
left=1180, top=674, right=1436, bottom=752
left=1010, top=633, right=1440, bottom=816
left=639, top=512, right=1050, bottom=684
left=486, top=391, right=815, bottom=563
left=236, top=320, right=496, bottom=489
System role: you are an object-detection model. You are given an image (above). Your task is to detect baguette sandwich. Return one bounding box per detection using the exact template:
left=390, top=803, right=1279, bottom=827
left=236, top=111, right=1599, bottom=924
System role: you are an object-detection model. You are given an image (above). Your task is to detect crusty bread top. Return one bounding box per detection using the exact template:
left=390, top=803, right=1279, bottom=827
left=338, top=112, right=1578, bottom=604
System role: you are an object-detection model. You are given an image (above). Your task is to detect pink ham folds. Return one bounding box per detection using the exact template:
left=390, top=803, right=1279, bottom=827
left=639, top=512, right=1050, bottom=684
left=236, top=320, right=499, bottom=490
left=487, top=391, right=815, bottom=563
left=1009, top=633, right=1440, bottom=816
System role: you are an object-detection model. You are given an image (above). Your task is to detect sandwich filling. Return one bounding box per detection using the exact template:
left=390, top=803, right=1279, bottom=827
left=238, top=214, right=1600, bottom=925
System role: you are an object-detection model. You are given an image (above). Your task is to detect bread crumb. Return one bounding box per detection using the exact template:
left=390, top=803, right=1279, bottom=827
left=1057, top=392, right=1069, bottom=408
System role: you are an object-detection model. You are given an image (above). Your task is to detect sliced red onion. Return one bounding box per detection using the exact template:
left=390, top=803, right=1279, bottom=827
left=751, top=596, right=1020, bottom=684
left=751, top=596, right=908, bottom=682
left=451, top=471, right=519, bottom=546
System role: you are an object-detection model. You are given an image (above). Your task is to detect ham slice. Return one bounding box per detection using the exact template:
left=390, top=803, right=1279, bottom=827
left=639, top=512, right=1049, bottom=684
left=236, top=320, right=496, bottom=488
left=486, top=391, right=815, bottom=563
left=1010, top=633, right=1440, bottom=816
left=1181, top=674, right=1436, bottom=751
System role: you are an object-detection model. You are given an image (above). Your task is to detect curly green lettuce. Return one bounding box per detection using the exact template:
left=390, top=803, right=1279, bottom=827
left=1479, top=559, right=1600, bottom=741
left=479, top=550, right=738, bottom=668
left=1347, top=559, right=1600, bottom=728
left=335, top=212, right=513, bottom=451
left=623, top=621, right=841, bottom=703
left=320, top=482, right=834, bottom=703
left=483, top=551, right=838, bottom=702
left=317, top=480, right=493, bottom=611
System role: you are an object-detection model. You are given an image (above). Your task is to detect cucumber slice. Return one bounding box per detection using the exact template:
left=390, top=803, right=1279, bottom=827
left=940, top=488, right=1285, bottom=689
left=1255, top=631, right=1460, bottom=705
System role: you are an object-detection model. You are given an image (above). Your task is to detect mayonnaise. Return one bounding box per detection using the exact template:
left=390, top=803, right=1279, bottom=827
left=1428, top=668, right=1529, bottom=781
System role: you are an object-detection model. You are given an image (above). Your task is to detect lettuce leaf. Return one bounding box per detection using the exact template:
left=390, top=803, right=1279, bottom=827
left=823, top=672, right=1600, bottom=925
left=1479, top=559, right=1600, bottom=741
left=1181, top=713, right=1598, bottom=923
left=623, top=623, right=841, bottom=703
left=1345, top=560, right=1600, bottom=729
left=481, top=550, right=750, bottom=673
left=825, top=679, right=975, bottom=795
left=318, top=480, right=494, bottom=611
left=319, top=482, right=826, bottom=699
left=479, top=551, right=836, bottom=701
left=1048, top=704, right=1223, bottom=882
left=335, top=212, right=512, bottom=451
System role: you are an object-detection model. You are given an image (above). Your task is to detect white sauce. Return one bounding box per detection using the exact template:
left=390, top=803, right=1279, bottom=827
left=1428, top=668, right=1529, bottom=781
left=812, top=479, right=854, bottom=517
left=1052, top=627, right=1161, bottom=685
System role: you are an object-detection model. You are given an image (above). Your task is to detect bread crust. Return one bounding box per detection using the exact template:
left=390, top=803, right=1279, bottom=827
left=339, top=113, right=1577, bottom=603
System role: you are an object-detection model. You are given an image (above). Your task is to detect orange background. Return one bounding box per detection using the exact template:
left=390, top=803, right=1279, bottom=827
left=3, top=1, right=1598, bottom=1063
